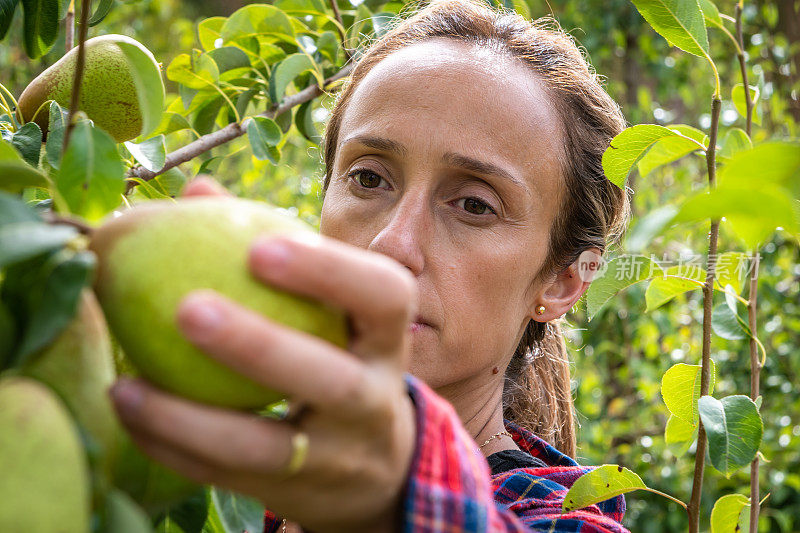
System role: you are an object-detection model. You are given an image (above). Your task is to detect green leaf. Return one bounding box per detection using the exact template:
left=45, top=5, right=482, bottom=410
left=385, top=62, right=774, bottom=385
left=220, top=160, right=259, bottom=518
left=167, top=52, right=219, bottom=91
left=220, top=4, right=295, bottom=44
left=710, top=494, right=750, bottom=533
left=636, top=124, right=707, bottom=176
left=698, top=395, right=763, bottom=477
left=114, top=38, right=166, bottom=139
left=661, top=361, right=716, bottom=425
left=88, top=0, right=114, bottom=26
left=624, top=205, right=678, bottom=253
left=207, top=46, right=250, bottom=75
left=732, top=84, right=761, bottom=126
left=0, top=190, right=42, bottom=225
left=711, top=302, right=750, bottom=340
left=603, top=124, right=702, bottom=187
left=697, top=0, right=723, bottom=28
left=210, top=489, right=264, bottom=533
left=718, top=141, right=800, bottom=196
left=155, top=489, right=208, bottom=533
left=315, top=31, right=339, bottom=63
left=0, top=137, right=17, bottom=160
left=21, top=0, right=59, bottom=58
left=717, top=128, right=752, bottom=164
left=0, top=0, right=20, bottom=40
left=645, top=265, right=705, bottom=311
left=246, top=116, right=282, bottom=164
left=269, top=53, right=319, bottom=104
left=198, top=16, right=226, bottom=52
left=562, top=465, right=646, bottom=513
left=0, top=161, right=48, bottom=192
left=13, top=250, right=95, bottom=364
left=55, top=121, right=126, bottom=222
left=295, top=100, right=321, bottom=145
left=664, top=414, right=696, bottom=457
left=673, top=186, right=798, bottom=249
left=125, top=135, right=166, bottom=173
left=197, top=156, right=224, bottom=176
left=11, top=121, right=42, bottom=166
left=0, top=222, right=76, bottom=269
left=102, top=489, right=152, bottom=533
left=630, top=0, right=710, bottom=57
left=585, top=255, right=660, bottom=319
left=45, top=100, right=68, bottom=168
left=150, top=112, right=193, bottom=137
left=273, top=0, right=327, bottom=14
left=192, top=96, right=224, bottom=136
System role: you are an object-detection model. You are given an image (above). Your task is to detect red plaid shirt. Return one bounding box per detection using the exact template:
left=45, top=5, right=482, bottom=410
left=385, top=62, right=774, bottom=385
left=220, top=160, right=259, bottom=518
left=264, top=374, right=629, bottom=532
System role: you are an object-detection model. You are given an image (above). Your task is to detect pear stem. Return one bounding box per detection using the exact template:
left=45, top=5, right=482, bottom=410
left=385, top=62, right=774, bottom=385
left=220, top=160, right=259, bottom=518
left=61, top=0, right=91, bottom=154
left=65, top=0, right=75, bottom=52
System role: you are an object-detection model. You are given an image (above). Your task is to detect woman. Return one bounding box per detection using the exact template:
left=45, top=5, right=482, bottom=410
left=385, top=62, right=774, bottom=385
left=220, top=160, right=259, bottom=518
left=109, top=0, right=631, bottom=530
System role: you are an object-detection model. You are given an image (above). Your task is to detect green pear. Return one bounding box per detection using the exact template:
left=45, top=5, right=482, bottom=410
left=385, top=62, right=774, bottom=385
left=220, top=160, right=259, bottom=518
left=17, top=34, right=164, bottom=143
left=89, top=196, right=349, bottom=408
left=0, top=376, right=91, bottom=532
left=22, top=290, right=199, bottom=512
left=22, top=290, right=121, bottom=474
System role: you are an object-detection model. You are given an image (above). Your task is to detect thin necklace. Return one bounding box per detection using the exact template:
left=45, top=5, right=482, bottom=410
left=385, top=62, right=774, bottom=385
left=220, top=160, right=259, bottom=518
left=479, top=430, right=513, bottom=449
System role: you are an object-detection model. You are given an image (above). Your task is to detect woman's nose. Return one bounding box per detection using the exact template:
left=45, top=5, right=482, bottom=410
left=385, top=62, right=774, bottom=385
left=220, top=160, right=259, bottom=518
left=367, top=195, right=428, bottom=277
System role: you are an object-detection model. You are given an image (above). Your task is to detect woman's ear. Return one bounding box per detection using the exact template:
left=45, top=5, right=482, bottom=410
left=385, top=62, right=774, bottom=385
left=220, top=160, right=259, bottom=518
left=529, top=248, right=604, bottom=321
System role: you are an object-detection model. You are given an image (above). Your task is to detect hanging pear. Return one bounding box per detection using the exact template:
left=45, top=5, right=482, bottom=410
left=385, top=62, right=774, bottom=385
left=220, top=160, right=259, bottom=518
left=17, top=34, right=164, bottom=143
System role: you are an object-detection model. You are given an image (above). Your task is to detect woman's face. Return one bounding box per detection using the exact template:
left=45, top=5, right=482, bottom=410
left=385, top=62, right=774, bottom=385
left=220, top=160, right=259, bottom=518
left=320, top=39, right=569, bottom=391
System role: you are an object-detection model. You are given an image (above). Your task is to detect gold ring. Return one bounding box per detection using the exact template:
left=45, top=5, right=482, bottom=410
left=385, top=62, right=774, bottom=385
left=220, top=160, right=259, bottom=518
left=284, top=431, right=309, bottom=476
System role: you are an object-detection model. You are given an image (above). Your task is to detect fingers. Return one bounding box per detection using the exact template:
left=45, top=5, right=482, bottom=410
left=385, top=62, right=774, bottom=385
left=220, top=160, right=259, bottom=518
left=176, top=290, right=373, bottom=414
left=110, top=378, right=297, bottom=478
left=181, top=176, right=232, bottom=197
left=249, top=235, right=418, bottom=358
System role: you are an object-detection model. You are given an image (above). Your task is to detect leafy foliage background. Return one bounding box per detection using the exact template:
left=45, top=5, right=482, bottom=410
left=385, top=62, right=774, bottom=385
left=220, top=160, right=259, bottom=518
left=1, top=0, right=797, bottom=530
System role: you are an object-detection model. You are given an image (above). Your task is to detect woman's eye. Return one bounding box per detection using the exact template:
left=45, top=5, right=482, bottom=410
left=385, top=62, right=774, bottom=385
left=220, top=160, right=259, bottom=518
left=349, top=169, right=386, bottom=189
left=458, top=197, right=496, bottom=216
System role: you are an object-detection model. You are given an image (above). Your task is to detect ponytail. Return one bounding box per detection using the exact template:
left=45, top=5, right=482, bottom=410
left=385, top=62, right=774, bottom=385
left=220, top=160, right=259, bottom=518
left=504, top=319, right=576, bottom=458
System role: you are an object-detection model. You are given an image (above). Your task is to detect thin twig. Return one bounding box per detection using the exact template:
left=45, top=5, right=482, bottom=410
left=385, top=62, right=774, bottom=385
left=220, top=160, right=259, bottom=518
left=62, top=0, right=91, bottom=153
left=687, top=96, right=722, bottom=533
left=747, top=253, right=761, bottom=532
left=329, top=0, right=354, bottom=60
left=125, top=63, right=353, bottom=190
left=65, top=0, right=75, bottom=52
left=735, top=4, right=761, bottom=529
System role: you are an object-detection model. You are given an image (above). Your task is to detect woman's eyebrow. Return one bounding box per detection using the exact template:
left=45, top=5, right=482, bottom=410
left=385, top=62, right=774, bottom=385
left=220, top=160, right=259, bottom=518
left=442, top=152, right=525, bottom=189
left=340, top=134, right=525, bottom=189
left=340, top=134, right=408, bottom=157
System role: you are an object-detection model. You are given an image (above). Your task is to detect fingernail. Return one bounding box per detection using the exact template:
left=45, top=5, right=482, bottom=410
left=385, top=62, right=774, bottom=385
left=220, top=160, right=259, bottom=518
left=251, top=237, right=292, bottom=270
left=110, top=379, right=143, bottom=417
left=179, top=293, right=225, bottom=340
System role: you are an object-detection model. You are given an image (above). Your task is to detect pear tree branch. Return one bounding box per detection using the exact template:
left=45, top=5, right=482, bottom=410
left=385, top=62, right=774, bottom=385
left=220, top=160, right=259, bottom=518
left=126, top=63, right=353, bottom=190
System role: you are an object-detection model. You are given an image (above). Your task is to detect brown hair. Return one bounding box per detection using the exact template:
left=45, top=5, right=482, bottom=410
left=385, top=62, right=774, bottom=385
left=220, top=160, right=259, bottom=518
left=320, top=0, right=629, bottom=457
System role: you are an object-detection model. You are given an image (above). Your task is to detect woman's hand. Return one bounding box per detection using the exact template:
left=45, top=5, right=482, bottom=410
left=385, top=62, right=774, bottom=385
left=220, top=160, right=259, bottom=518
left=109, top=177, right=419, bottom=532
